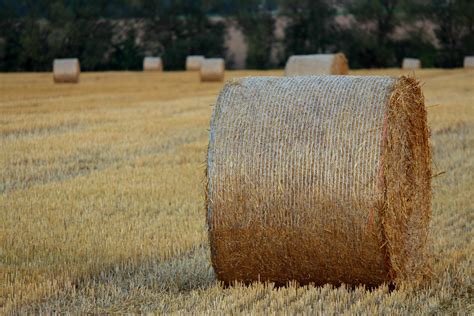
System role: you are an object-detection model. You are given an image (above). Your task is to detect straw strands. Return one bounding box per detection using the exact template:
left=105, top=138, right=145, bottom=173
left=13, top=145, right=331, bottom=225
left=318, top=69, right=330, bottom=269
left=2, top=69, right=472, bottom=314
left=53, top=58, right=80, bottom=83
left=206, top=75, right=432, bottom=287
left=186, top=55, right=205, bottom=71
left=284, top=53, right=349, bottom=76
left=402, top=58, right=421, bottom=70
left=143, top=57, right=163, bottom=71
left=200, top=58, right=225, bottom=82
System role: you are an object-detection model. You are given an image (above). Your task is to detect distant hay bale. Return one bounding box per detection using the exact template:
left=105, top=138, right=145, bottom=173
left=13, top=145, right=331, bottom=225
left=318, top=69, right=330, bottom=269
left=402, top=58, right=421, bottom=70
left=206, top=75, right=432, bottom=287
left=463, top=56, right=474, bottom=68
left=186, top=55, right=205, bottom=71
left=284, top=53, right=349, bottom=76
left=200, top=58, right=225, bottom=82
left=143, top=57, right=163, bottom=71
left=53, top=58, right=80, bottom=83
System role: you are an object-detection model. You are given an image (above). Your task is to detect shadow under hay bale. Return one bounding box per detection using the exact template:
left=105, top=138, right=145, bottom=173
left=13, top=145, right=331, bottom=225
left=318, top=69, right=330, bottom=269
left=186, top=55, right=205, bottom=71
left=284, top=53, right=349, bottom=76
left=53, top=58, right=80, bottom=83
left=143, top=57, right=163, bottom=71
left=463, top=56, right=474, bottom=68
left=206, top=75, right=432, bottom=287
left=402, top=58, right=421, bottom=70
left=200, top=58, right=225, bottom=82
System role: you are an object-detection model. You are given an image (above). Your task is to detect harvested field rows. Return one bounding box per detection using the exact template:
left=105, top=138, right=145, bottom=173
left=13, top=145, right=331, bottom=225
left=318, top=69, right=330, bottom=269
left=0, top=69, right=473, bottom=314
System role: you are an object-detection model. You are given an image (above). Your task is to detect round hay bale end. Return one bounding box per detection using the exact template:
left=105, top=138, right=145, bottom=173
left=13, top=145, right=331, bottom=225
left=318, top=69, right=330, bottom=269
left=206, top=75, right=432, bottom=287
left=402, top=58, right=421, bottom=70
left=200, top=58, right=225, bottom=82
left=143, top=57, right=163, bottom=71
left=186, top=55, right=205, bottom=71
left=284, top=53, right=349, bottom=76
left=53, top=58, right=80, bottom=83
left=463, top=56, right=474, bottom=68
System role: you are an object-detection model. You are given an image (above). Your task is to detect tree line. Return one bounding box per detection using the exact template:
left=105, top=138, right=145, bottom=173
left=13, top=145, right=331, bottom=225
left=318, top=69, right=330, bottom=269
left=0, top=0, right=472, bottom=71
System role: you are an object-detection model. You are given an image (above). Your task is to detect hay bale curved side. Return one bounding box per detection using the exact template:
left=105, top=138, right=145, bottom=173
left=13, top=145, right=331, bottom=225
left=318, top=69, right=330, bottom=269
left=464, top=56, right=474, bottom=68
left=143, top=57, right=163, bottom=71
left=402, top=58, right=421, bottom=70
left=186, top=55, right=205, bottom=71
left=53, top=58, right=80, bottom=83
left=206, top=75, right=431, bottom=286
left=284, top=53, right=349, bottom=76
left=200, top=58, right=225, bottom=82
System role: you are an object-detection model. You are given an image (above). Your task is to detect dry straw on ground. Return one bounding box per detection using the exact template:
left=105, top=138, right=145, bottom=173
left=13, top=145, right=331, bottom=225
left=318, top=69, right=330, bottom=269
left=186, top=55, right=205, bottom=71
left=143, top=57, right=163, bottom=71
left=463, top=56, right=474, bottom=68
left=200, top=58, right=225, bottom=82
left=402, top=58, right=421, bottom=70
left=284, top=53, right=349, bottom=76
left=1, top=69, right=471, bottom=314
left=53, top=58, right=80, bottom=83
left=207, top=75, right=432, bottom=287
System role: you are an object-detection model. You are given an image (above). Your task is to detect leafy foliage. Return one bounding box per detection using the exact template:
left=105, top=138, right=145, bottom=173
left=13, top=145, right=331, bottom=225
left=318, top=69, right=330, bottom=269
left=429, top=0, right=474, bottom=67
left=0, top=0, right=226, bottom=71
left=0, top=0, right=472, bottom=70
left=234, top=0, right=275, bottom=69
left=149, top=1, right=226, bottom=70
left=278, top=0, right=337, bottom=58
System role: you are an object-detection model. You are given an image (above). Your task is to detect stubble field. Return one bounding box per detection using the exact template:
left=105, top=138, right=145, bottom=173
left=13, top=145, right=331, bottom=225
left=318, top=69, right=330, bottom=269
left=0, top=69, right=472, bottom=314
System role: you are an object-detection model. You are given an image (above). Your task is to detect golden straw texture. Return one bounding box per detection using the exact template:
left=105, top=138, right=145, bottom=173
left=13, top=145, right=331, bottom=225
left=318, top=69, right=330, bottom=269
left=206, top=75, right=431, bottom=287
left=402, top=58, right=421, bottom=70
left=284, top=53, right=349, bottom=76
left=200, top=58, right=225, bottom=82
left=463, top=56, right=474, bottom=68
left=143, top=57, right=163, bottom=71
left=186, top=55, right=205, bottom=71
left=53, top=58, right=80, bottom=83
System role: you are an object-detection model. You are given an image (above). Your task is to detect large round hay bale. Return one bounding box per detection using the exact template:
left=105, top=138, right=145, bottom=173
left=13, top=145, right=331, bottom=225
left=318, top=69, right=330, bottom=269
left=200, top=58, right=225, bottom=82
left=402, top=58, right=421, bottom=70
left=143, top=57, right=163, bottom=71
left=186, top=55, right=205, bottom=71
left=53, top=58, right=80, bottom=83
left=284, top=53, right=349, bottom=76
left=206, top=75, right=432, bottom=287
left=463, top=56, right=474, bottom=68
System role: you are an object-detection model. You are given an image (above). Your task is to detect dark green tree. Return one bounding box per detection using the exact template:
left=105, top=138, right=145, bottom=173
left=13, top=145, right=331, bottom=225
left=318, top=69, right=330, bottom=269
left=279, top=0, right=337, bottom=58
left=393, top=30, right=437, bottom=68
left=430, top=0, right=474, bottom=67
left=337, top=0, right=442, bottom=68
left=46, top=0, right=114, bottom=70
left=234, top=0, right=275, bottom=69
left=109, top=29, right=143, bottom=70
left=345, top=0, right=403, bottom=67
left=0, top=0, right=116, bottom=71
left=143, top=0, right=226, bottom=70
left=396, top=0, right=473, bottom=67
left=18, top=19, right=50, bottom=71
left=0, top=0, right=23, bottom=71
